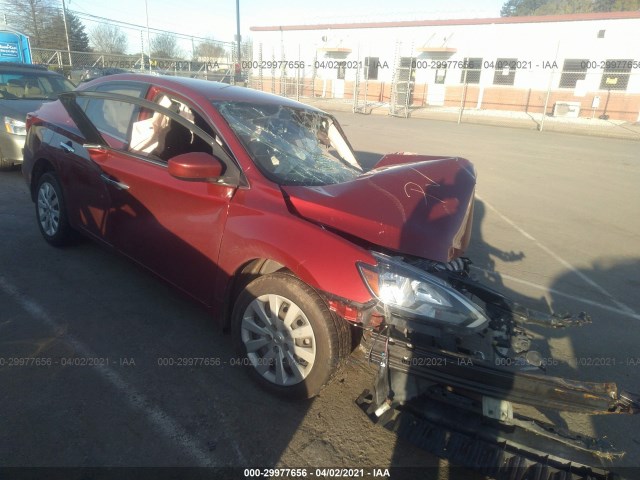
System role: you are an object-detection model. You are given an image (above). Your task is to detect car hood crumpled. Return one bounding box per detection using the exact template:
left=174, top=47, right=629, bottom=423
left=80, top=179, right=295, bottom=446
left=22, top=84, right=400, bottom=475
left=281, top=154, right=477, bottom=263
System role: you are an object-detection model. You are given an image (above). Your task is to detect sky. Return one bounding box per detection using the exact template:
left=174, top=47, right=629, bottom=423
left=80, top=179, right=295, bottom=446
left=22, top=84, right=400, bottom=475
left=66, top=0, right=505, bottom=53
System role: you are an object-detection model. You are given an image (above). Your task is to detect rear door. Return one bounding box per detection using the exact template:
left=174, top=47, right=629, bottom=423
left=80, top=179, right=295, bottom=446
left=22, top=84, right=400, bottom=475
left=59, top=82, right=148, bottom=241
left=60, top=90, right=244, bottom=304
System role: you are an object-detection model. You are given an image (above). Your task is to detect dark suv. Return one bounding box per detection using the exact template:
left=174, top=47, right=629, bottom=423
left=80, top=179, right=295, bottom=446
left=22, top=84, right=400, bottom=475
left=0, top=62, right=74, bottom=170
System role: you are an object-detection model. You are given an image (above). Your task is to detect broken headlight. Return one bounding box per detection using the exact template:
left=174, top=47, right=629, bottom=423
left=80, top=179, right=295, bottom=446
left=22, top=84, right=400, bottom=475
left=358, top=252, right=489, bottom=330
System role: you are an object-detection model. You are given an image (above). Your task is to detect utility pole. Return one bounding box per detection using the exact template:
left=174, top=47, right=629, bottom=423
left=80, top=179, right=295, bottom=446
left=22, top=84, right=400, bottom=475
left=61, top=0, right=73, bottom=66
left=236, top=0, right=241, bottom=82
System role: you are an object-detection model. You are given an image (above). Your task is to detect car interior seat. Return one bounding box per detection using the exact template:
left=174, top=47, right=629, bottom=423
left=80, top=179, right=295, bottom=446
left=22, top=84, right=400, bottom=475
left=24, top=80, right=43, bottom=98
left=5, top=79, right=25, bottom=97
left=155, top=120, right=194, bottom=161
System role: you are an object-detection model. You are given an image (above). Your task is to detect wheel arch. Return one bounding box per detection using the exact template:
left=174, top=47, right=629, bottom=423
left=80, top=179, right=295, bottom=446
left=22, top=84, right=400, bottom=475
left=222, top=258, right=289, bottom=331
left=30, top=158, right=56, bottom=201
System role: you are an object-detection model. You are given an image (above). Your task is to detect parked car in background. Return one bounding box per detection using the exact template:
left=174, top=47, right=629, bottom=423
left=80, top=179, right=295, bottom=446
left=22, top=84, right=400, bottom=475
left=68, top=66, right=132, bottom=85
left=0, top=62, right=74, bottom=170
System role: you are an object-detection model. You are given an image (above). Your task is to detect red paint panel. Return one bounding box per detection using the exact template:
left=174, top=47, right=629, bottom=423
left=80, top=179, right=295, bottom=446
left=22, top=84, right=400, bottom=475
left=216, top=182, right=376, bottom=306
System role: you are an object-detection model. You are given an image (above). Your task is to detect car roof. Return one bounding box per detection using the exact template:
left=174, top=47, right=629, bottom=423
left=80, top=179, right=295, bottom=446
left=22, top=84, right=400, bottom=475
left=85, top=73, right=326, bottom=112
left=0, top=63, right=63, bottom=75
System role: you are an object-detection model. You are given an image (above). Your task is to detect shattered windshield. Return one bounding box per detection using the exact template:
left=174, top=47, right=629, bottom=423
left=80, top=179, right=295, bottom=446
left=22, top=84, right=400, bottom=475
left=214, top=102, right=363, bottom=186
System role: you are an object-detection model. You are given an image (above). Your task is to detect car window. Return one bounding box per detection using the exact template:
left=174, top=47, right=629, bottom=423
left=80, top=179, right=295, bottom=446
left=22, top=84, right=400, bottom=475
left=94, top=83, right=148, bottom=97
left=75, top=83, right=149, bottom=147
left=128, top=95, right=216, bottom=163
left=78, top=98, right=139, bottom=148
left=0, top=72, right=74, bottom=100
left=75, top=93, right=217, bottom=164
left=214, top=101, right=362, bottom=186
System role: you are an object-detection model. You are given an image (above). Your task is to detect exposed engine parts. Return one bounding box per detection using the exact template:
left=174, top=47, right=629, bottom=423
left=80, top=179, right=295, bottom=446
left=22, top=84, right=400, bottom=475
left=357, top=254, right=639, bottom=479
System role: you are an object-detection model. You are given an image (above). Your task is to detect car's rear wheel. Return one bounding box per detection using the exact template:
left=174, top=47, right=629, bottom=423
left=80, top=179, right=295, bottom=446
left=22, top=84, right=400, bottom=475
left=232, top=272, right=350, bottom=399
left=36, top=172, right=74, bottom=246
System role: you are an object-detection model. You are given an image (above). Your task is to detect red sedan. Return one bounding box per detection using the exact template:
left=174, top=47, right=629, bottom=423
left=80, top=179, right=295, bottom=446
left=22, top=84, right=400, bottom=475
left=22, top=74, right=478, bottom=398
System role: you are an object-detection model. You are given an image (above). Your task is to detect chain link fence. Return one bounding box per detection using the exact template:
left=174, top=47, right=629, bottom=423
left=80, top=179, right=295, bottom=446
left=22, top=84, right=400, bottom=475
left=18, top=18, right=640, bottom=141
left=244, top=42, right=640, bottom=139
left=3, top=1, right=241, bottom=83
left=32, top=47, right=239, bottom=84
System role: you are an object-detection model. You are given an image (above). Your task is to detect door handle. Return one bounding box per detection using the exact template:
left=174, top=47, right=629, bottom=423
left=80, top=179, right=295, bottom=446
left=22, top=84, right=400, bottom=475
left=100, top=173, right=130, bottom=191
left=59, top=141, right=75, bottom=153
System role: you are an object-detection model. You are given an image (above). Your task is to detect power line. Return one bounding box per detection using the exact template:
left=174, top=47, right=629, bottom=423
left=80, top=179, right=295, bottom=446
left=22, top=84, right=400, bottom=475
left=69, top=9, right=233, bottom=46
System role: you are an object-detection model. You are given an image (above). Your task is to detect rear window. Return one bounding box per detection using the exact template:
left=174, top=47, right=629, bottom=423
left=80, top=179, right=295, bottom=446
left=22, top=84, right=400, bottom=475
left=0, top=72, right=74, bottom=100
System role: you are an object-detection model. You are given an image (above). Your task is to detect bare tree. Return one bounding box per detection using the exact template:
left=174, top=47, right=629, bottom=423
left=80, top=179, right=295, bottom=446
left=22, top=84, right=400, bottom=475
left=193, top=40, right=226, bottom=61
left=89, top=24, right=127, bottom=54
left=150, top=33, right=179, bottom=59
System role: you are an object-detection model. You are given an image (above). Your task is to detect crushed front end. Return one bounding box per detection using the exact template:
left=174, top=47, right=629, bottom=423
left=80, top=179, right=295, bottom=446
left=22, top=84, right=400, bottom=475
left=351, top=252, right=639, bottom=480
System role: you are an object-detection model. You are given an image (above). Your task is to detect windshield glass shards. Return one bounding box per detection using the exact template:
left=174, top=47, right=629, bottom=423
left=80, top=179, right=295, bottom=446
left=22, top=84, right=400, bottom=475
left=214, top=102, right=362, bottom=186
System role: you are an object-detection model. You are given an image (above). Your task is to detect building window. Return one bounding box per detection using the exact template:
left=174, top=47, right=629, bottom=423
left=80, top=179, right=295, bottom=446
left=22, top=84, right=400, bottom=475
left=492, top=58, right=517, bottom=86
left=460, top=57, right=482, bottom=84
left=559, top=59, right=588, bottom=88
left=435, top=68, right=447, bottom=84
left=398, top=57, right=416, bottom=82
left=599, top=59, right=632, bottom=91
left=365, top=57, right=379, bottom=80
left=337, top=63, right=345, bottom=80
left=598, top=29, right=605, bottom=38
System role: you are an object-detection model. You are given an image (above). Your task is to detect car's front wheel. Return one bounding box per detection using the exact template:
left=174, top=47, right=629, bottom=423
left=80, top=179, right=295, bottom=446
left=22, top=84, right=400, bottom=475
left=36, top=172, right=74, bottom=247
left=232, top=272, right=350, bottom=399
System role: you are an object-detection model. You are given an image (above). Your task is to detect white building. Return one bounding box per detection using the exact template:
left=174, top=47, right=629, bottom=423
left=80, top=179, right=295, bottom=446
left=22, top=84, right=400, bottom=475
left=249, top=12, right=640, bottom=122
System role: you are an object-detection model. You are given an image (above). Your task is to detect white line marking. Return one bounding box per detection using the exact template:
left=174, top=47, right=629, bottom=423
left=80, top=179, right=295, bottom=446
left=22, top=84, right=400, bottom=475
left=477, top=194, right=638, bottom=317
left=0, top=275, right=247, bottom=466
left=472, top=266, right=640, bottom=321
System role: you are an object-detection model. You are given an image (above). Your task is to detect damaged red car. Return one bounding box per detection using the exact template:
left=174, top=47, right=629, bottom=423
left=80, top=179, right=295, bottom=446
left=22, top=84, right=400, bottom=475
left=22, top=75, right=638, bottom=479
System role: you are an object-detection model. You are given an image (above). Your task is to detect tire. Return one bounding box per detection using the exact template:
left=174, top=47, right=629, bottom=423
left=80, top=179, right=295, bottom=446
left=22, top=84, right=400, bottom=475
left=35, top=172, right=74, bottom=247
left=0, top=156, right=14, bottom=171
left=231, top=272, right=351, bottom=399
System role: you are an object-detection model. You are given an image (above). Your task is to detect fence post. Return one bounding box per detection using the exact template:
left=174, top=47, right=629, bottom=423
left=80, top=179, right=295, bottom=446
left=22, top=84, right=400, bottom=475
left=140, top=31, right=144, bottom=72
left=296, top=44, right=300, bottom=102
left=540, top=69, right=554, bottom=132
left=540, top=40, right=560, bottom=132
left=61, top=0, right=73, bottom=67
left=458, top=68, right=468, bottom=124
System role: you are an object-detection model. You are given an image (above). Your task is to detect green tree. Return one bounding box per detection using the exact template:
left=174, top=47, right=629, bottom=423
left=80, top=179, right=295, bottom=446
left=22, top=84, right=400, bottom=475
left=500, top=0, right=548, bottom=16
left=610, top=0, right=640, bottom=9
left=1, top=1, right=90, bottom=51
left=66, top=12, right=90, bottom=52
left=501, top=0, right=640, bottom=15
left=42, top=10, right=90, bottom=51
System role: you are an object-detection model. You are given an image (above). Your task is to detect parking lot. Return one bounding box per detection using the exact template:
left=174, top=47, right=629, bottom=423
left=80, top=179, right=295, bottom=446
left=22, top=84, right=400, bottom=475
left=1, top=112, right=639, bottom=478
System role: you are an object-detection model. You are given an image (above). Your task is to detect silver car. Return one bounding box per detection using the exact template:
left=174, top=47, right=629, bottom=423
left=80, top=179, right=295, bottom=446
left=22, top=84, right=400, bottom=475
left=0, top=63, right=74, bottom=170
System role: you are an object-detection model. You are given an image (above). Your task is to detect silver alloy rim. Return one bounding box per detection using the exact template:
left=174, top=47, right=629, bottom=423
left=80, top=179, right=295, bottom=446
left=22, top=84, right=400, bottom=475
left=37, top=182, right=60, bottom=237
left=241, top=293, right=317, bottom=386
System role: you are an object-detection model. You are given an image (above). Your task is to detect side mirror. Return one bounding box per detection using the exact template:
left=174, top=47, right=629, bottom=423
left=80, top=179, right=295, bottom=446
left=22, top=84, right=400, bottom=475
left=168, top=152, right=225, bottom=181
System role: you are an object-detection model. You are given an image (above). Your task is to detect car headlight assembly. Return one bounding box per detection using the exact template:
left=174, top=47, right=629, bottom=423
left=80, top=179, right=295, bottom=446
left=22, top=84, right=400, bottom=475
left=358, top=252, right=489, bottom=332
left=3, top=117, right=27, bottom=136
